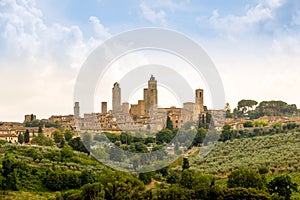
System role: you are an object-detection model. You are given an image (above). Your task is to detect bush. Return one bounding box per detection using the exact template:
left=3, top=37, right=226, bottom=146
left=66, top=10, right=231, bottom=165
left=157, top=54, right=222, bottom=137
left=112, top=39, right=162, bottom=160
left=259, top=166, right=269, bottom=175
left=267, top=175, right=298, bottom=199
left=227, top=168, right=266, bottom=190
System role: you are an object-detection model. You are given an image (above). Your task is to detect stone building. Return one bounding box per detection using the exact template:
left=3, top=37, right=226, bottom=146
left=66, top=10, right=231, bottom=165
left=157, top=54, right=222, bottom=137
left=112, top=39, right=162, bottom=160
left=24, top=114, right=36, bottom=123
left=101, top=102, right=107, bottom=114
left=74, top=102, right=80, bottom=119
left=77, top=75, right=206, bottom=133
left=144, top=75, right=158, bottom=115
left=112, top=82, right=121, bottom=113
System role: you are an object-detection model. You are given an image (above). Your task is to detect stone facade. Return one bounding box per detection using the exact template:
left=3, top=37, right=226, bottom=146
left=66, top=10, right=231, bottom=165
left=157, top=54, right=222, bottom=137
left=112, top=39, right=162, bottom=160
left=112, top=82, right=121, bottom=113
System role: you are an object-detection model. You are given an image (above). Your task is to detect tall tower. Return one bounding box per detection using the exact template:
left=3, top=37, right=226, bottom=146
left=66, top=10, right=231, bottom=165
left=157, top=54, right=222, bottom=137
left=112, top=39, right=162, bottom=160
left=195, top=89, right=204, bottom=113
left=101, top=102, right=107, bottom=114
left=74, top=102, right=80, bottom=119
left=112, top=82, right=121, bottom=113
left=144, top=75, right=158, bottom=114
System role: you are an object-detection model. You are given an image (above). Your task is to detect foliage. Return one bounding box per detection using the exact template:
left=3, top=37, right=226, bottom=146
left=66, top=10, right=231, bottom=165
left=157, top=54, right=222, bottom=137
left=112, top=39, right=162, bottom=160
left=193, top=128, right=207, bottom=146
left=156, top=129, right=174, bottom=145
left=53, top=130, right=65, bottom=147
left=30, top=133, right=53, bottom=146
left=194, top=132, right=300, bottom=175
left=166, top=115, right=173, bottom=130
left=24, top=130, right=30, bottom=143
left=219, top=124, right=232, bottom=142
left=257, top=101, right=297, bottom=117
left=237, top=99, right=258, bottom=114
left=17, top=134, right=24, bottom=144
left=267, top=175, right=298, bottom=199
left=244, top=121, right=253, bottom=128
left=69, top=137, right=89, bottom=154
left=166, top=170, right=180, bottom=184
left=182, top=158, right=190, bottom=171
left=222, top=187, right=271, bottom=200
left=64, top=130, right=74, bottom=142
left=227, top=168, right=266, bottom=190
left=138, top=172, right=153, bottom=185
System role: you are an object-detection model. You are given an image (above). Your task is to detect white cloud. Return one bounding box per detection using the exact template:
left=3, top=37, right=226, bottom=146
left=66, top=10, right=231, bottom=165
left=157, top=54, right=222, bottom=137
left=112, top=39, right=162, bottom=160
left=206, top=0, right=287, bottom=37
left=89, top=16, right=111, bottom=39
left=261, top=0, right=286, bottom=8
left=139, top=0, right=191, bottom=25
left=139, top=1, right=166, bottom=25
left=0, top=0, right=110, bottom=121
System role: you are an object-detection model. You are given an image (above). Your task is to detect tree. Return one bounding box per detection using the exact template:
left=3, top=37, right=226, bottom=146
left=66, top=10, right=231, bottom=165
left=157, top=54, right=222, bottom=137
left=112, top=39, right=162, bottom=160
left=38, top=126, right=43, bottom=133
left=156, top=129, right=174, bottom=145
left=182, top=158, right=190, bottom=171
left=166, top=170, right=180, bottom=184
left=166, top=115, right=173, bottom=130
left=64, top=130, right=74, bottom=142
left=18, top=134, right=24, bottom=144
left=61, top=145, right=74, bottom=161
left=227, top=168, right=265, bottom=190
left=1, top=153, right=17, bottom=190
left=192, top=174, right=214, bottom=199
left=222, top=187, right=271, bottom=200
left=133, top=142, right=148, bottom=153
left=193, top=128, right=207, bottom=146
left=225, top=103, right=233, bottom=118
left=205, top=113, right=212, bottom=129
left=180, top=169, right=195, bottom=189
left=237, top=99, right=258, bottom=114
left=69, top=137, right=89, bottom=154
left=120, top=132, right=133, bottom=145
left=24, top=129, right=30, bottom=143
left=81, top=182, right=105, bottom=200
left=257, top=101, right=297, bottom=117
left=267, top=175, right=298, bottom=199
left=30, top=132, right=53, bottom=146
left=53, top=130, right=65, bottom=146
left=139, top=172, right=153, bottom=185
left=219, top=124, right=232, bottom=142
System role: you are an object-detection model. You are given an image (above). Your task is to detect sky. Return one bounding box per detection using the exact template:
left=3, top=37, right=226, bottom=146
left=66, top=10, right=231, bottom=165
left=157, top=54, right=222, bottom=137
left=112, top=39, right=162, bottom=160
left=0, top=0, right=300, bottom=122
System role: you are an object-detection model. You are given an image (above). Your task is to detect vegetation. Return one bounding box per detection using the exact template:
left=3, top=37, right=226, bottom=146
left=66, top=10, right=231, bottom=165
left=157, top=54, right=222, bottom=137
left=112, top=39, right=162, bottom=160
left=1, top=102, right=300, bottom=199
left=0, top=128, right=299, bottom=199
left=227, top=99, right=298, bottom=119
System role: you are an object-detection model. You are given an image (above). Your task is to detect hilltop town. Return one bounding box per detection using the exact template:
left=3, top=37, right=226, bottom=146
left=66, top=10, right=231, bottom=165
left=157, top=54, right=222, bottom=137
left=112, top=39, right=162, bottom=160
left=1, top=75, right=300, bottom=145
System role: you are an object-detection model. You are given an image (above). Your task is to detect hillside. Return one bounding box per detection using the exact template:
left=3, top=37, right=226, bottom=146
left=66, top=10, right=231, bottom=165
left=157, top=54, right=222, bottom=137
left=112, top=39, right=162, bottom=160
left=191, top=131, right=300, bottom=175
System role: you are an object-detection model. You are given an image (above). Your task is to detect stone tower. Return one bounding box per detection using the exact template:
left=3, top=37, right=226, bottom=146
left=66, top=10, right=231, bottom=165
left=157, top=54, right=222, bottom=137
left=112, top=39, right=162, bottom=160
left=112, top=82, right=121, bottom=113
left=101, top=102, right=107, bottom=114
left=195, top=89, right=204, bottom=113
left=74, top=102, right=80, bottom=119
left=144, top=75, right=158, bottom=114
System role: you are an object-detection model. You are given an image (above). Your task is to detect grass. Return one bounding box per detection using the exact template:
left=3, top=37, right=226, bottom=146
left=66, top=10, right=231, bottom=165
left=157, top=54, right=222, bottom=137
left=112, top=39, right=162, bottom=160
left=0, top=191, right=60, bottom=200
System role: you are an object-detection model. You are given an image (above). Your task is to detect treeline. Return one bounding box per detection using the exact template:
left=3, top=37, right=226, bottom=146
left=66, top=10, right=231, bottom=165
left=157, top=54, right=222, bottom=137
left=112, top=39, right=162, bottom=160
left=219, top=121, right=300, bottom=142
left=24, top=119, right=61, bottom=128
left=226, top=100, right=298, bottom=119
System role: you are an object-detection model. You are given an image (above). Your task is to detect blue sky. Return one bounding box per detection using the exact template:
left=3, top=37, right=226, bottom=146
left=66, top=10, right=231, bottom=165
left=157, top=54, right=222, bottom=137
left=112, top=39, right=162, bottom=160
left=0, top=0, right=300, bottom=121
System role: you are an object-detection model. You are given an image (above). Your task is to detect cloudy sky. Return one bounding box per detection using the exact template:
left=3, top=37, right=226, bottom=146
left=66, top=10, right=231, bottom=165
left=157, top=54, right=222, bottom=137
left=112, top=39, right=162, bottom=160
left=0, top=0, right=300, bottom=121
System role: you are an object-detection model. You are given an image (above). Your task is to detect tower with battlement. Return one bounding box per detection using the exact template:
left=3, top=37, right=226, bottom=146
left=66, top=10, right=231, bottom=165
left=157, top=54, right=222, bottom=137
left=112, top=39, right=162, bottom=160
left=195, top=89, right=204, bottom=113
left=144, top=75, right=158, bottom=115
